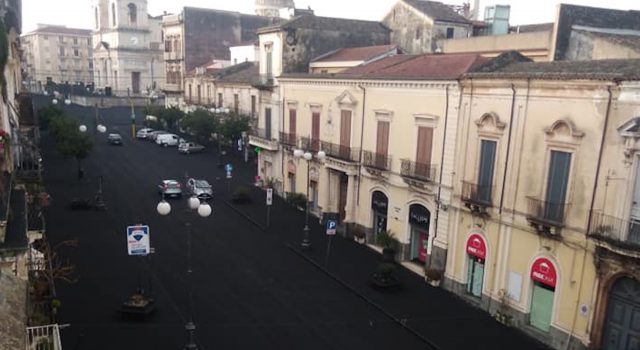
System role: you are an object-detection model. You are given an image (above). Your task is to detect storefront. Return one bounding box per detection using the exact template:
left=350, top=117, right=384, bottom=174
left=465, top=233, right=487, bottom=298
left=371, top=191, right=388, bottom=237
left=529, top=257, right=557, bottom=332
left=409, top=204, right=430, bottom=263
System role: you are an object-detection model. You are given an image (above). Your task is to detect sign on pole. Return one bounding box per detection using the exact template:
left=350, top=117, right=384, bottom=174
left=127, top=225, right=150, bottom=256
left=326, top=220, right=337, bottom=236
left=226, top=170, right=232, bottom=179
left=225, top=163, right=233, bottom=172
left=266, top=188, right=273, bottom=206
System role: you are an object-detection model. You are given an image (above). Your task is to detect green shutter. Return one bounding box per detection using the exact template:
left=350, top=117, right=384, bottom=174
left=530, top=284, right=554, bottom=332
left=471, top=261, right=484, bottom=297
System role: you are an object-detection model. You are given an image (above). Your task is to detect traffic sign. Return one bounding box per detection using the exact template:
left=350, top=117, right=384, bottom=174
left=127, top=225, right=150, bottom=256
left=266, top=188, right=273, bottom=206
left=225, top=163, right=233, bottom=172
left=326, top=220, right=337, bottom=236
left=255, top=146, right=262, bottom=155
left=226, top=170, right=232, bottom=179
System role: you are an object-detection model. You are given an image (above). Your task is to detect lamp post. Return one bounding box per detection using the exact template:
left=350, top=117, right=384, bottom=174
left=156, top=195, right=212, bottom=350
left=293, top=148, right=325, bottom=250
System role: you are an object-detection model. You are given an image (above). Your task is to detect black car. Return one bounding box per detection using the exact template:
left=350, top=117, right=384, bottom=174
left=108, top=133, right=123, bottom=145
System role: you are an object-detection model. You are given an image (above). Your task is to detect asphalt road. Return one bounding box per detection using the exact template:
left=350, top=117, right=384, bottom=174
left=40, top=100, right=548, bottom=350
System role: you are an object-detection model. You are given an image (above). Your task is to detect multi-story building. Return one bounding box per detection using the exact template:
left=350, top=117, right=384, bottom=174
left=382, top=0, right=472, bottom=54
left=21, top=25, right=93, bottom=91
left=309, top=45, right=400, bottom=74
left=162, top=7, right=273, bottom=107
left=91, top=0, right=164, bottom=96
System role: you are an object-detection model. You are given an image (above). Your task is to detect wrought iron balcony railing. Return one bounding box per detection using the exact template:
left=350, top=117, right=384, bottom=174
left=279, top=132, right=298, bottom=147
left=320, top=141, right=360, bottom=162
left=300, top=136, right=321, bottom=153
left=400, top=159, right=438, bottom=182
left=252, top=74, right=276, bottom=89
left=461, top=181, right=492, bottom=207
left=362, top=150, right=391, bottom=171
left=526, top=197, right=569, bottom=228
left=250, top=128, right=275, bottom=141
left=588, top=211, right=640, bottom=250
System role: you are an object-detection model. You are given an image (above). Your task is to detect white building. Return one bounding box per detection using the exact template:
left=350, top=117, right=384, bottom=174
left=91, top=0, right=164, bottom=96
left=230, top=43, right=259, bottom=65
left=21, top=25, right=93, bottom=91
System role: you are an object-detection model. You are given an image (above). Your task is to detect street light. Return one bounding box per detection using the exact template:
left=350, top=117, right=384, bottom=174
left=51, top=98, right=58, bottom=105
left=294, top=147, right=325, bottom=250
left=156, top=195, right=211, bottom=350
left=79, top=124, right=87, bottom=133
left=97, top=124, right=107, bottom=133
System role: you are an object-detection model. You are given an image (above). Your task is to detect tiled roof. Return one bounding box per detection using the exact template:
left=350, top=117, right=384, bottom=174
left=466, top=57, right=640, bottom=80
left=283, top=53, right=488, bottom=80
left=312, top=45, right=400, bottom=63
left=403, top=0, right=471, bottom=24
left=25, top=25, right=91, bottom=36
left=258, top=15, right=389, bottom=34
left=215, top=62, right=259, bottom=84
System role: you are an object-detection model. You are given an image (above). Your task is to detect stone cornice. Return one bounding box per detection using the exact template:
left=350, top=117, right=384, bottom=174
left=279, top=77, right=458, bottom=90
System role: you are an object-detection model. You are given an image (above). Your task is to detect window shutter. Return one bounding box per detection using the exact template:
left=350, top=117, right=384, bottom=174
left=289, top=109, right=297, bottom=137
left=376, top=121, right=389, bottom=156
left=416, top=127, right=433, bottom=166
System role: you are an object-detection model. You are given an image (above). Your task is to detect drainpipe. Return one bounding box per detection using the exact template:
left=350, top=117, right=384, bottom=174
left=356, top=84, right=366, bottom=207
left=498, top=84, right=517, bottom=214
left=427, top=84, right=450, bottom=271
left=566, top=84, right=614, bottom=349
left=281, top=88, right=286, bottom=189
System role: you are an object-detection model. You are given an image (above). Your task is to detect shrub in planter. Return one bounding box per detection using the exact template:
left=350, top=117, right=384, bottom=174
left=376, top=230, right=399, bottom=262
left=371, top=262, right=401, bottom=289
left=352, top=226, right=366, bottom=243
left=425, top=268, right=444, bottom=287
left=285, top=192, right=307, bottom=210
left=231, top=186, right=252, bottom=204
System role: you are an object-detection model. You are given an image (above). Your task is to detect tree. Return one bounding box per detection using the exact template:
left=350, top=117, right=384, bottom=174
left=37, top=105, right=64, bottom=130
left=159, top=106, right=184, bottom=131
left=219, top=114, right=251, bottom=141
left=46, top=112, right=93, bottom=179
left=181, top=109, right=218, bottom=144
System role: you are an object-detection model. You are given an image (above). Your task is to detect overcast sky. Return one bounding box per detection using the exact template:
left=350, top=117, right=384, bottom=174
left=22, top=0, right=640, bottom=33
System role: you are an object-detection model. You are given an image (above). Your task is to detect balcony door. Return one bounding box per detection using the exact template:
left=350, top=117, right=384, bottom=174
left=629, top=161, right=640, bottom=242
left=289, top=109, right=297, bottom=145
left=376, top=121, right=389, bottom=168
left=265, top=108, right=272, bottom=139
left=340, top=110, right=352, bottom=159
left=477, top=140, right=496, bottom=203
left=545, top=150, right=571, bottom=223
left=311, top=112, right=320, bottom=151
left=415, top=127, right=433, bottom=178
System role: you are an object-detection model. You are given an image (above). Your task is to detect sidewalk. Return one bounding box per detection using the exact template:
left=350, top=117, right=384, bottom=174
left=224, top=184, right=548, bottom=350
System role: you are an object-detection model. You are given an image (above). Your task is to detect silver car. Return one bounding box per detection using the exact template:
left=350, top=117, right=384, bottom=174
left=158, top=180, right=182, bottom=198
left=178, top=142, right=205, bottom=154
left=136, top=128, right=154, bottom=139
left=186, top=178, right=212, bottom=199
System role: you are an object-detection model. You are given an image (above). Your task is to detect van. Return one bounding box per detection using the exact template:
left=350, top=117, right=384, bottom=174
left=155, top=133, right=180, bottom=147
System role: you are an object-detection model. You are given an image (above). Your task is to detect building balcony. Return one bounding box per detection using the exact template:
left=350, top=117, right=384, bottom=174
left=461, top=181, right=492, bottom=215
left=526, top=197, right=568, bottom=237
left=400, top=159, right=438, bottom=183
left=320, top=141, right=360, bottom=163
left=251, top=74, right=276, bottom=90
left=362, top=150, right=391, bottom=171
left=279, top=132, right=298, bottom=148
left=248, top=128, right=279, bottom=151
left=588, top=211, right=640, bottom=258
left=300, top=136, right=321, bottom=153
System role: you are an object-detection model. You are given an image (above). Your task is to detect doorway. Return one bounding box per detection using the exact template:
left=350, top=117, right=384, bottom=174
left=131, top=72, right=141, bottom=94
left=602, top=277, right=640, bottom=350
left=338, top=173, right=348, bottom=222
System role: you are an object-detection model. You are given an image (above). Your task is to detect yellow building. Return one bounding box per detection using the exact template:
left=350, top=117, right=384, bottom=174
left=449, top=57, right=640, bottom=349
left=277, top=53, right=487, bottom=271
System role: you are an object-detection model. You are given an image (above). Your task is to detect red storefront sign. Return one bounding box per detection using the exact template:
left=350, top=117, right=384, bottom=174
left=418, top=231, right=428, bottom=263
left=466, top=234, right=486, bottom=260
left=530, top=257, right=557, bottom=288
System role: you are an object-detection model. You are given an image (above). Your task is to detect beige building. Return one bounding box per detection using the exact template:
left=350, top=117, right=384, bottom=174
left=446, top=56, right=640, bottom=350
left=309, top=45, right=400, bottom=74
left=21, top=25, right=93, bottom=90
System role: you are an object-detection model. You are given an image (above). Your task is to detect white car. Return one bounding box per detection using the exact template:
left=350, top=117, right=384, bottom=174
left=156, top=133, right=180, bottom=147
left=136, top=128, right=154, bottom=139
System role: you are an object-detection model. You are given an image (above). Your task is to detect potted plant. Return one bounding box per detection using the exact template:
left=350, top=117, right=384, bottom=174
left=376, top=230, right=399, bottom=262
left=231, top=186, right=253, bottom=204
left=352, top=226, right=366, bottom=244
left=370, top=262, right=401, bottom=290
left=285, top=192, right=307, bottom=211
left=424, top=267, right=444, bottom=287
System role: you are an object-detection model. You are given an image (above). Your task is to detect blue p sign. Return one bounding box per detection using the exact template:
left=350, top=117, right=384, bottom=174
left=326, top=220, right=337, bottom=236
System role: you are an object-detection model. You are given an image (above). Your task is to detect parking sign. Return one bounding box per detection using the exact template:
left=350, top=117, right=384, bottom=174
left=266, top=188, right=273, bottom=206
left=225, top=163, right=233, bottom=172
left=326, top=220, right=337, bottom=236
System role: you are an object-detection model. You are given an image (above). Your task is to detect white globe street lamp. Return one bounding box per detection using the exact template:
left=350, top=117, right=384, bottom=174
left=188, top=195, right=200, bottom=210
left=317, top=150, right=326, bottom=161
left=293, top=149, right=304, bottom=158
left=303, top=152, right=312, bottom=161
left=64, top=99, right=71, bottom=105
left=52, top=98, right=58, bottom=105
left=97, top=124, right=107, bottom=133
left=79, top=124, right=87, bottom=133
left=197, top=202, right=212, bottom=218
left=156, top=200, right=171, bottom=216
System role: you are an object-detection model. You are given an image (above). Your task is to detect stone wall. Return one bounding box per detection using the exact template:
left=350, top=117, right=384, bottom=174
left=0, top=271, right=26, bottom=350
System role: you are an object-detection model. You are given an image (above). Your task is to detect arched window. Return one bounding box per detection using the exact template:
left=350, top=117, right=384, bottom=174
left=128, top=3, right=137, bottom=25
left=111, top=3, right=116, bottom=27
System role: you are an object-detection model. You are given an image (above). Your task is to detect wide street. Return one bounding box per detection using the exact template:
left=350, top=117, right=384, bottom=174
left=41, top=101, right=548, bottom=349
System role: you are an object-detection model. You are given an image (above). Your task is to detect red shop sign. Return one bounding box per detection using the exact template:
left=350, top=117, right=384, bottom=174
left=466, top=234, right=486, bottom=260
left=530, top=257, right=557, bottom=288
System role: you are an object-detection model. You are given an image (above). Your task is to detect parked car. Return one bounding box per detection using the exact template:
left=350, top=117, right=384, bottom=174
left=107, top=133, right=123, bottom=145
left=158, top=180, right=182, bottom=198
left=156, top=133, right=181, bottom=147
left=147, top=130, right=168, bottom=141
left=136, top=128, right=154, bottom=139
left=178, top=142, right=205, bottom=154
left=186, top=178, right=213, bottom=199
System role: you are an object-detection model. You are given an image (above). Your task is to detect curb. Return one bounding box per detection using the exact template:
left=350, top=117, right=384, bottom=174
left=223, top=201, right=267, bottom=231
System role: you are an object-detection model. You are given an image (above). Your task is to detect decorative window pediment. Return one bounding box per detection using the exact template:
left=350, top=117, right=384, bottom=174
left=413, top=113, right=438, bottom=128
left=375, top=109, right=394, bottom=122
left=475, top=112, right=506, bottom=137
left=335, top=90, right=358, bottom=108
left=618, top=117, right=640, bottom=162
left=544, top=118, right=584, bottom=146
